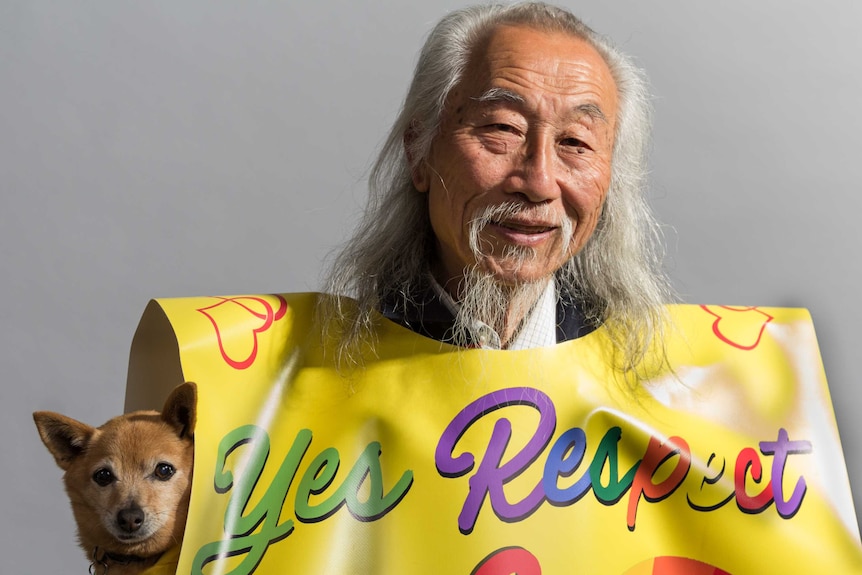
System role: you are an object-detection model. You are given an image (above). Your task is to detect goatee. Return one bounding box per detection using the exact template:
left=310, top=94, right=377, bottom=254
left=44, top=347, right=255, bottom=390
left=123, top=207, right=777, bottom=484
left=447, top=202, right=572, bottom=347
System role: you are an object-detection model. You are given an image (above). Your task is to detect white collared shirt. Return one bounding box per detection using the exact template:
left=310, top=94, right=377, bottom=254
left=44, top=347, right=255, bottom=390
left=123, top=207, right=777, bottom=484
left=428, top=276, right=558, bottom=350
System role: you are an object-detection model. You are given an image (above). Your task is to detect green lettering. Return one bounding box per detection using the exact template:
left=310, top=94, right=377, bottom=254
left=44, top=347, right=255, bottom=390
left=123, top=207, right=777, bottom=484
left=345, top=442, right=414, bottom=521
left=192, top=426, right=312, bottom=575
left=295, top=447, right=344, bottom=521
left=589, top=426, right=640, bottom=505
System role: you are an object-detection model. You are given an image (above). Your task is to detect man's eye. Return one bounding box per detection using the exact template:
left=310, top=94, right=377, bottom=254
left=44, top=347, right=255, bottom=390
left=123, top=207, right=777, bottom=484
left=491, top=123, right=518, bottom=133
left=560, top=137, right=589, bottom=153
left=92, top=468, right=115, bottom=486
left=153, top=462, right=175, bottom=481
left=561, top=137, right=586, bottom=147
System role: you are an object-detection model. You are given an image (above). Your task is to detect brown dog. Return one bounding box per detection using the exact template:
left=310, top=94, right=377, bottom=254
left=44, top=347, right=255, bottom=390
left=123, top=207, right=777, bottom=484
left=33, top=382, right=196, bottom=575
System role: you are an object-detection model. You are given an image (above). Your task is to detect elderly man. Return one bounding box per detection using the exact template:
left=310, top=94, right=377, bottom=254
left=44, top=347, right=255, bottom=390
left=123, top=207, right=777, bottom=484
left=324, top=2, right=671, bottom=371
left=119, top=3, right=861, bottom=574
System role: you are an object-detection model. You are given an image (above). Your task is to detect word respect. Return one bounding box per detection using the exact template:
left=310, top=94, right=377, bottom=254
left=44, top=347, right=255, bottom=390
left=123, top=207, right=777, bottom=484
left=435, top=387, right=812, bottom=533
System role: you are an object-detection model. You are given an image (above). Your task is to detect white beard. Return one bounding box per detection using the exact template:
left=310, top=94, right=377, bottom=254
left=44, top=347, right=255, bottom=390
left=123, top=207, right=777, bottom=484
left=447, top=202, right=571, bottom=347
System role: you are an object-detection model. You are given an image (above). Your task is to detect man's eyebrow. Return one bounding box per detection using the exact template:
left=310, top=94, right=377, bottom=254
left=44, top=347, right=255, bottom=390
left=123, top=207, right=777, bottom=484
left=472, top=89, right=609, bottom=123
left=574, top=103, right=609, bottom=123
left=472, top=87, right=525, bottom=104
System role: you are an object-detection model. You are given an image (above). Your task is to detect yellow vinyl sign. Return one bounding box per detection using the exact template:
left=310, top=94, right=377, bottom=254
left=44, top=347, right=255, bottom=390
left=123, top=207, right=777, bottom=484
left=125, top=293, right=862, bottom=574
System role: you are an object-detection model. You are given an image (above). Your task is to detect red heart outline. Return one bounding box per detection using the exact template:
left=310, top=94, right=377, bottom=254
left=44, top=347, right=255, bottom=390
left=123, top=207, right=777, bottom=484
left=196, top=295, right=288, bottom=370
left=700, top=305, right=773, bottom=351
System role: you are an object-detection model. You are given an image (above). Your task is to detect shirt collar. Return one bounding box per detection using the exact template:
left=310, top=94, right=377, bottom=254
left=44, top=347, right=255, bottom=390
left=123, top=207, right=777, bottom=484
left=426, top=273, right=557, bottom=350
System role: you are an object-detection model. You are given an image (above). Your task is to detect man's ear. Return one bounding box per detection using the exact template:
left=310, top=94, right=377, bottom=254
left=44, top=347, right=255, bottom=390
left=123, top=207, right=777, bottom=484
left=404, top=124, right=430, bottom=193
left=411, top=162, right=431, bottom=193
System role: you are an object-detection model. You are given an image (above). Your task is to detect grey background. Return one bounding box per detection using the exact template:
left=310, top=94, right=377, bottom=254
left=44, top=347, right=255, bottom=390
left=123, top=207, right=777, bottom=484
left=3, top=1, right=861, bottom=571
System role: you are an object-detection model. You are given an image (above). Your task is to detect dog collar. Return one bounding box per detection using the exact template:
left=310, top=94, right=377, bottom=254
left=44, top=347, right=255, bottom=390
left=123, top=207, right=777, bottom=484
left=89, top=546, right=157, bottom=574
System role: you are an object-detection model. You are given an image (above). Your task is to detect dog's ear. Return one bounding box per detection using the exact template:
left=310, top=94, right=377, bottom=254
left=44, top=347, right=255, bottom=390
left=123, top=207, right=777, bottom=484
left=161, top=382, right=197, bottom=439
left=32, top=412, right=96, bottom=471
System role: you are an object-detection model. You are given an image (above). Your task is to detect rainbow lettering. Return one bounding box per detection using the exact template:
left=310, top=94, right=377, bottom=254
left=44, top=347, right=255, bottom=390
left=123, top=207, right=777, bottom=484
left=435, top=387, right=811, bottom=533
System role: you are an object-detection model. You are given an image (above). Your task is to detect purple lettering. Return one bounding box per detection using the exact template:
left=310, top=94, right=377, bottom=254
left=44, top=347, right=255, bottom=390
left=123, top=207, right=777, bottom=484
left=435, top=388, right=556, bottom=534
left=759, top=428, right=811, bottom=518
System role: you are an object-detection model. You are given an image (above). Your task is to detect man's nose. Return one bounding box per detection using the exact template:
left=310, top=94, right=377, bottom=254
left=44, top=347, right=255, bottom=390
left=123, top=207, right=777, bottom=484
left=506, top=138, right=559, bottom=202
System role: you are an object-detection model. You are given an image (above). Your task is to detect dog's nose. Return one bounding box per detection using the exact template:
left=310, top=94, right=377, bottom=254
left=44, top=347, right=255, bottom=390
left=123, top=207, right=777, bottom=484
left=117, top=505, right=145, bottom=533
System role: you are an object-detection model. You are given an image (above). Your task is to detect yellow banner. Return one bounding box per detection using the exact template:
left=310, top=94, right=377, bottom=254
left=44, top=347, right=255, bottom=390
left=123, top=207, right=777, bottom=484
left=126, top=293, right=862, bottom=574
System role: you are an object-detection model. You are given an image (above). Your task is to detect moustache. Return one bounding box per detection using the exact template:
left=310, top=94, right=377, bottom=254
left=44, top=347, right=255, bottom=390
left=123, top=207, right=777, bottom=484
left=468, top=202, right=573, bottom=257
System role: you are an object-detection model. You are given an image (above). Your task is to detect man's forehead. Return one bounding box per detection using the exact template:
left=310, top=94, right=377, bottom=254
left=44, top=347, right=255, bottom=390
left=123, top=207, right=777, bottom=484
left=457, top=25, right=618, bottom=119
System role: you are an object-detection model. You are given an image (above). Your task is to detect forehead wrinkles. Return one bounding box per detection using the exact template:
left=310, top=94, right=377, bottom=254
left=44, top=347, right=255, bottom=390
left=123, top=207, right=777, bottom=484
left=488, top=52, right=612, bottom=97
left=446, top=26, right=617, bottom=130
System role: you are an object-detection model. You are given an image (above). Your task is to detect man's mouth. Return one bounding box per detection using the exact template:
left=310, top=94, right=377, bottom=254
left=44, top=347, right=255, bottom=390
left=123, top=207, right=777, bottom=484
left=489, top=219, right=558, bottom=245
left=494, top=220, right=556, bottom=234
left=469, top=202, right=568, bottom=255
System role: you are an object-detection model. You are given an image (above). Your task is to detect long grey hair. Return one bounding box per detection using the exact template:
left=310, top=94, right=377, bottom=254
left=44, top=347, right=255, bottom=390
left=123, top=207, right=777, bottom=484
left=321, top=2, right=674, bottom=373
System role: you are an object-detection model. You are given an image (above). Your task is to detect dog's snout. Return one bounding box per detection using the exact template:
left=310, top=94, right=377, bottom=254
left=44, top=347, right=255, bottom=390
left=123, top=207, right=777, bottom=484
left=116, top=505, right=145, bottom=533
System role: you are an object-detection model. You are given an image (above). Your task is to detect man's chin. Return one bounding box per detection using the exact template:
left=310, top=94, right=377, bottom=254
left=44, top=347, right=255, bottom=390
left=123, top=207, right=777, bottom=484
left=478, top=257, right=557, bottom=288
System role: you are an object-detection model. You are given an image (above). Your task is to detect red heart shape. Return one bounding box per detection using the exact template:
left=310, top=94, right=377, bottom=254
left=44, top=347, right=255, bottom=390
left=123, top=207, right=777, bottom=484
left=700, top=305, right=773, bottom=351
left=196, top=295, right=288, bottom=369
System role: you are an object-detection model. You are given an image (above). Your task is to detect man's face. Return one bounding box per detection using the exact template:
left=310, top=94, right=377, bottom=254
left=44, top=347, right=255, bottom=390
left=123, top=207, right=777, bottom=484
left=414, top=25, right=618, bottom=289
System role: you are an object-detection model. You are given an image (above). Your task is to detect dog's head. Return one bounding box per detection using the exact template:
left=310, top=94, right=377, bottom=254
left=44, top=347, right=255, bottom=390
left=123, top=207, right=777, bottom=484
left=33, top=382, right=197, bottom=560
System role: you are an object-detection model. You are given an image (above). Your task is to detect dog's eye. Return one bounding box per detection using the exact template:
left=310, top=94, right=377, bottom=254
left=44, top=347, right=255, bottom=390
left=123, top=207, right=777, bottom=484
left=154, top=462, right=175, bottom=481
left=92, top=468, right=115, bottom=486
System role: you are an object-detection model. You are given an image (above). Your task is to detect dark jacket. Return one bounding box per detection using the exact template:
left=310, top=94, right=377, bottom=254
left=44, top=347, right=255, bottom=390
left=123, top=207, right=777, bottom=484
left=379, top=280, right=596, bottom=346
